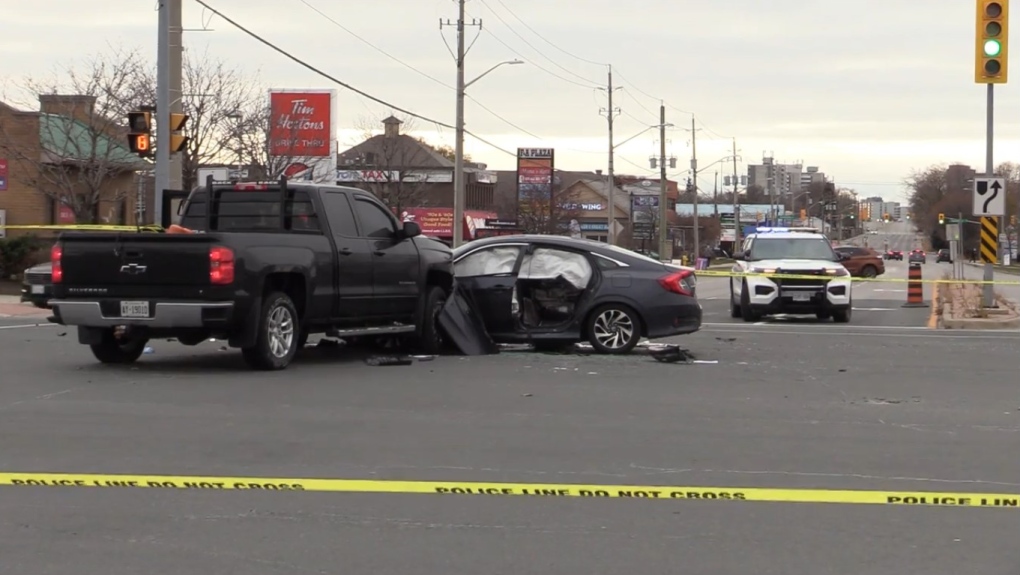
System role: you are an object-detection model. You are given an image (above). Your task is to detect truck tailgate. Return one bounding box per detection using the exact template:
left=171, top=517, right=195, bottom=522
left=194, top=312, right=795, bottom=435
left=58, top=233, right=219, bottom=297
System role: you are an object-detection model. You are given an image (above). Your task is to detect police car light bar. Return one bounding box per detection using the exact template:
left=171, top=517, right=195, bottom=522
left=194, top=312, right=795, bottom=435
left=754, top=227, right=790, bottom=233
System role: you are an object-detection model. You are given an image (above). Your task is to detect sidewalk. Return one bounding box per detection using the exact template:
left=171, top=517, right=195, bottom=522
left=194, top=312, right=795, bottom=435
left=0, top=295, right=50, bottom=318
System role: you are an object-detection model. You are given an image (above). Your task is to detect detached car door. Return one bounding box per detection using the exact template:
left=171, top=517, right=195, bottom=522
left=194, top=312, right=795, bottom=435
left=453, top=243, right=527, bottom=336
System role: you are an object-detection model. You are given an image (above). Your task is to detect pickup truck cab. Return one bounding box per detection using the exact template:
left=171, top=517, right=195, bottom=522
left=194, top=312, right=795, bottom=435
left=48, top=178, right=454, bottom=370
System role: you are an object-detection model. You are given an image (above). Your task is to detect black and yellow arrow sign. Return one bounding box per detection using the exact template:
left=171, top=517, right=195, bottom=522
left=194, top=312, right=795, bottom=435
left=980, top=216, right=999, bottom=264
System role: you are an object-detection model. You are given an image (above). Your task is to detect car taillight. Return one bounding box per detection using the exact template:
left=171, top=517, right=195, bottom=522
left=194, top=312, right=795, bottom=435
left=209, top=246, right=235, bottom=285
left=50, top=244, right=63, bottom=283
left=658, top=270, right=695, bottom=296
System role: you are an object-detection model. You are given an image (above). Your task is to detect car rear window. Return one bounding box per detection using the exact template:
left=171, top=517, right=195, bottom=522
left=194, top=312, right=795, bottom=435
left=180, top=188, right=319, bottom=232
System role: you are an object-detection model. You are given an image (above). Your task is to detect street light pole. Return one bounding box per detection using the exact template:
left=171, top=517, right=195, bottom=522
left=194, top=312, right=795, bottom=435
left=450, top=15, right=521, bottom=251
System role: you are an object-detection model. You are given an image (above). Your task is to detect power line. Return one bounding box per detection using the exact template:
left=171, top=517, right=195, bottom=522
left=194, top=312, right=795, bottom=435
left=489, top=0, right=607, bottom=67
left=476, top=0, right=601, bottom=87
left=295, top=0, right=452, bottom=90
left=192, top=0, right=516, bottom=156
left=478, top=25, right=599, bottom=89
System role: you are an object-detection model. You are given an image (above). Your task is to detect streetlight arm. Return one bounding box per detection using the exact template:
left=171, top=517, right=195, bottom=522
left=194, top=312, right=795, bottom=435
left=613, top=126, right=655, bottom=150
left=465, top=59, right=523, bottom=89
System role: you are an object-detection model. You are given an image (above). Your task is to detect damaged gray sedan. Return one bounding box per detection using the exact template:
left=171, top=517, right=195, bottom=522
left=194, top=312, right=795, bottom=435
left=449, top=235, right=702, bottom=354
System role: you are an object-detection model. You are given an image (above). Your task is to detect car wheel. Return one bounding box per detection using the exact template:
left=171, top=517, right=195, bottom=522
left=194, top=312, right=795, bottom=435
left=586, top=304, right=642, bottom=354
left=90, top=330, right=148, bottom=364
left=412, top=285, right=449, bottom=355
left=740, top=283, right=761, bottom=322
left=833, top=304, right=852, bottom=324
left=860, top=265, right=878, bottom=278
left=241, top=292, right=300, bottom=370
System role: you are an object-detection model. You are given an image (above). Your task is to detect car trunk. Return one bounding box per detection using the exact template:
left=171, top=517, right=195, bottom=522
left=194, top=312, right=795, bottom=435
left=57, top=233, right=221, bottom=299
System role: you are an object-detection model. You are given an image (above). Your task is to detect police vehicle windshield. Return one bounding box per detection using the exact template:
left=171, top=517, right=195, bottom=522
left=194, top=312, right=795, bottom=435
left=748, top=237, right=838, bottom=262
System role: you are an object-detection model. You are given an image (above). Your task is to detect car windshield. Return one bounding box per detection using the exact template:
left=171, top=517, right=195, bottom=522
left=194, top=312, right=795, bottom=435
left=748, top=237, right=837, bottom=261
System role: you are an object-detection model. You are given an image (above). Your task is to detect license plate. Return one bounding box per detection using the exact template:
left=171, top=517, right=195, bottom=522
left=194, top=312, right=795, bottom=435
left=31, top=285, right=44, bottom=294
left=120, top=301, right=150, bottom=318
left=790, top=292, right=811, bottom=302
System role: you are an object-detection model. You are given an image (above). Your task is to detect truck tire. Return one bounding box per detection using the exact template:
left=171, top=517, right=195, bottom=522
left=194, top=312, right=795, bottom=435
left=412, top=285, right=448, bottom=355
left=241, top=292, right=300, bottom=370
left=90, top=331, right=148, bottom=364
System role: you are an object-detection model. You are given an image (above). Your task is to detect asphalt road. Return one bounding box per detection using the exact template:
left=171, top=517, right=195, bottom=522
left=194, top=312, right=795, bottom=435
left=2, top=310, right=1020, bottom=573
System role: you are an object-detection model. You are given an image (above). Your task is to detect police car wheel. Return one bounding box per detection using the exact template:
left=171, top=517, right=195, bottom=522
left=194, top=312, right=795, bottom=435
left=739, top=284, right=760, bottom=322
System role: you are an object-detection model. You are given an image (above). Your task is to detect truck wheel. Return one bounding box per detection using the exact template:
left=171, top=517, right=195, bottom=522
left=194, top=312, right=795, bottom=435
left=90, top=331, right=148, bottom=364
left=242, top=292, right=300, bottom=370
left=832, top=306, right=852, bottom=324
left=412, top=285, right=448, bottom=354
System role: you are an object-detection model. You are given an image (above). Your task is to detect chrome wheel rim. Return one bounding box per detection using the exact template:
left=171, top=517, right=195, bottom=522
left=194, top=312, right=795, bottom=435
left=267, top=305, right=294, bottom=358
left=593, top=309, right=635, bottom=349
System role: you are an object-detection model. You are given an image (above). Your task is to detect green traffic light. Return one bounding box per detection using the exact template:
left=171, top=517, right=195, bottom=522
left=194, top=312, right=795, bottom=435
left=985, top=39, right=1002, bottom=56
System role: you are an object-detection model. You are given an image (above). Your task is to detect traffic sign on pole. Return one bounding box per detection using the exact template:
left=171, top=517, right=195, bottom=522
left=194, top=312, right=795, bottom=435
left=980, top=216, right=1000, bottom=262
left=973, top=177, right=1006, bottom=215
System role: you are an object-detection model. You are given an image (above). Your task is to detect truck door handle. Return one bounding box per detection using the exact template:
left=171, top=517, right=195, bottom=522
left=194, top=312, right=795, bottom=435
left=373, top=250, right=385, bottom=256
left=338, top=248, right=352, bottom=256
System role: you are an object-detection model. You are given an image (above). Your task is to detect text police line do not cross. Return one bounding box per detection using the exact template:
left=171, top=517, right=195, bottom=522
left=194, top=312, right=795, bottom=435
left=974, top=177, right=1006, bottom=216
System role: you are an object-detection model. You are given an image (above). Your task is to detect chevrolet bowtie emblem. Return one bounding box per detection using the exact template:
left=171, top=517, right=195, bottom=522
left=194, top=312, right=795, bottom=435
left=120, top=263, right=147, bottom=275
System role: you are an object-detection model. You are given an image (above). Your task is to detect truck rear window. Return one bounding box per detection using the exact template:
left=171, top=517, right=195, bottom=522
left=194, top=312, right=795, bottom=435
left=180, top=189, right=320, bottom=232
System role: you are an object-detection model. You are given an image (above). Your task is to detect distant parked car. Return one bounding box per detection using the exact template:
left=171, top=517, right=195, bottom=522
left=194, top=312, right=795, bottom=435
left=936, top=248, right=952, bottom=263
left=884, top=250, right=903, bottom=261
left=20, top=262, right=53, bottom=309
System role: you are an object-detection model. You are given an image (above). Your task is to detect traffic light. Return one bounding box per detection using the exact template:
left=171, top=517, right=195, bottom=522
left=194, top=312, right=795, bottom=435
left=126, top=111, right=152, bottom=157
left=169, top=113, right=189, bottom=154
left=938, top=213, right=945, bottom=224
left=976, top=0, right=1009, bottom=83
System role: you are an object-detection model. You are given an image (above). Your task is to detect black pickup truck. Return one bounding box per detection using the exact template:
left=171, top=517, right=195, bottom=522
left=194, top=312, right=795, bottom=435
left=48, top=178, right=454, bottom=370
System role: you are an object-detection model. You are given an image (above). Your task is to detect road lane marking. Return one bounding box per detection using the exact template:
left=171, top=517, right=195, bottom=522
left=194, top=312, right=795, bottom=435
left=2, top=471, right=1019, bottom=509
left=0, top=323, right=59, bottom=331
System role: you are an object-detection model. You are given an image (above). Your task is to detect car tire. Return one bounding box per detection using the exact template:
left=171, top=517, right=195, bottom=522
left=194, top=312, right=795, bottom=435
left=241, top=292, right=300, bottom=371
left=586, top=303, right=642, bottom=355
left=833, top=305, right=852, bottom=324
left=90, top=330, right=148, bottom=364
left=412, top=285, right=449, bottom=355
left=729, top=283, right=742, bottom=318
left=740, top=283, right=761, bottom=322
left=860, top=265, right=878, bottom=278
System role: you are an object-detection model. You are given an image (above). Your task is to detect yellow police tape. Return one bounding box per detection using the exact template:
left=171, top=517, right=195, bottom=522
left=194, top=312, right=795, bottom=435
left=0, top=224, right=164, bottom=232
left=695, top=269, right=1020, bottom=286
left=1, top=472, right=1019, bottom=508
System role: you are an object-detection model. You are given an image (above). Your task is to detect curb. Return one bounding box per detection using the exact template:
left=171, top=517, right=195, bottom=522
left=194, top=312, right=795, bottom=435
left=940, top=283, right=1020, bottom=329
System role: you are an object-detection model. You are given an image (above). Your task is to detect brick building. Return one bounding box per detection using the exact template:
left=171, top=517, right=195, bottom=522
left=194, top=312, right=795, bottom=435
left=0, top=94, right=150, bottom=238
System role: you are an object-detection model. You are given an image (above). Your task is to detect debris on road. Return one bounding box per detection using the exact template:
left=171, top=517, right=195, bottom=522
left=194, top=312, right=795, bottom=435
left=365, top=356, right=414, bottom=367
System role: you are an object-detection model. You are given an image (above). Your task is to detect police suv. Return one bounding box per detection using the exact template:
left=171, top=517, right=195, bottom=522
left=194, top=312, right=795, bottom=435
left=729, top=228, right=853, bottom=323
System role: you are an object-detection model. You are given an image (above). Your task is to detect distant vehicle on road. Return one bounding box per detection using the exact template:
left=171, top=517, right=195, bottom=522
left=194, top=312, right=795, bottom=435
left=936, top=248, right=952, bottom=263
left=729, top=230, right=853, bottom=323
left=833, top=246, right=884, bottom=278
left=452, top=235, right=702, bottom=354
left=20, top=262, right=53, bottom=308
left=884, top=250, right=903, bottom=261
left=908, top=249, right=927, bottom=264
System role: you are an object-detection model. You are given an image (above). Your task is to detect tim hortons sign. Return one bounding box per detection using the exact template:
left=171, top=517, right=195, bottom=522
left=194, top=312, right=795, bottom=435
left=268, top=91, right=332, bottom=157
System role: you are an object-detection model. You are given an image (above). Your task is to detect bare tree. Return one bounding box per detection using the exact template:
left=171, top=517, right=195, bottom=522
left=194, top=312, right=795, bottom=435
left=510, top=184, right=583, bottom=234
left=341, top=115, right=438, bottom=212
left=0, top=47, right=149, bottom=223
left=127, top=47, right=266, bottom=191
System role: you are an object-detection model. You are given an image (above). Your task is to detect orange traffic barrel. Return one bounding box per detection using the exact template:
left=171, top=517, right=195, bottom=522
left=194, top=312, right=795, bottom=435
left=902, top=262, right=929, bottom=308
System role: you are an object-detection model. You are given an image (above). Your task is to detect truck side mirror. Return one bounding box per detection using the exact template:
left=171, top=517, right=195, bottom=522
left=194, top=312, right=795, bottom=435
left=401, top=221, right=421, bottom=239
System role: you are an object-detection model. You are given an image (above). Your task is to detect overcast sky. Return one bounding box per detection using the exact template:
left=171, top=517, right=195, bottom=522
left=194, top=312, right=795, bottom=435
left=3, top=0, right=1015, bottom=203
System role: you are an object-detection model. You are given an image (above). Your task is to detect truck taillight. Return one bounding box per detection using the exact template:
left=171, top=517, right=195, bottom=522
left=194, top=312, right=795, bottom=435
left=51, top=244, right=63, bottom=283
left=209, top=246, right=235, bottom=285
left=658, top=269, right=695, bottom=296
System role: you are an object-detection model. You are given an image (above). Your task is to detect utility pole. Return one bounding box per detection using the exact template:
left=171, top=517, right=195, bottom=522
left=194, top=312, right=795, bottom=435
left=442, top=0, right=479, bottom=248
left=732, top=138, right=740, bottom=248
left=154, top=0, right=182, bottom=227
left=690, top=116, right=699, bottom=259
left=713, top=171, right=719, bottom=216
left=763, top=153, right=775, bottom=224
left=983, top=82, right=995, bottom=307
left=657, top=103, right=670, bottom=260
left=600, top=66, right=621, bottom=245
